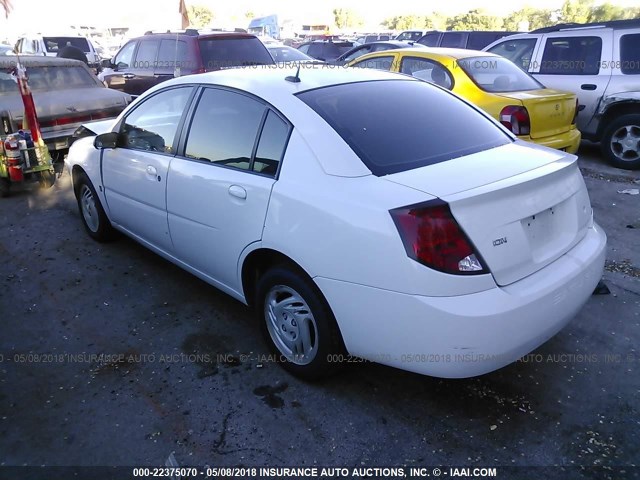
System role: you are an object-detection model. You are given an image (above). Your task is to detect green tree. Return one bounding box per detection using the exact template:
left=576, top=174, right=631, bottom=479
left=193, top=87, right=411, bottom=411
left=447, top=9, right=503, bottom=31
left=559, top=0, right=593, bottom=23
left=333, top=8, right=364, bottom=29
left=382, top=15, right=433, bottom=30
left=245, top=11, right=255, bottom=20
left=503, top=7, right=555, bottom=30
left=187, top=5, right=213, bottom=28
left=588, top=3, right=639, bottom=21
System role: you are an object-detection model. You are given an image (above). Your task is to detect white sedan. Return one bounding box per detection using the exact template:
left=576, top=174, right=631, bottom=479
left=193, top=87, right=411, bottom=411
left=66, top=66, right=606, bottom=380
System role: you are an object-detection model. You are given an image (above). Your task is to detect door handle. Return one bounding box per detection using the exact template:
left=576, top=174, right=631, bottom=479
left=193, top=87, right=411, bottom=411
left=581, top=84, right=597, bottom=90
left=123, top=73, right=135, bottom=79
left=228, top=185, right=247, bottom=199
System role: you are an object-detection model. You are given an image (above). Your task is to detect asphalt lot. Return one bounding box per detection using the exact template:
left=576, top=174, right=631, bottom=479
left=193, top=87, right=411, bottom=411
left=0, top=141, right=638, bottom=479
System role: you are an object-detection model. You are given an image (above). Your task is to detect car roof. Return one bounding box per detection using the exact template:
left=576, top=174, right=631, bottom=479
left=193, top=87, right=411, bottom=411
left=152, top=65, right=415, bottom=98
left=367, top=47, right=500, bottom=61
left=7, top=56, right=88, bottom=67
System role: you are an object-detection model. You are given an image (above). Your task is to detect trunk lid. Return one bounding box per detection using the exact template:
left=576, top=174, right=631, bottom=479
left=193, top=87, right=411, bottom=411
left=498, top=89, right=576, bottom=140
left=385, top=142, right=592, bottom=286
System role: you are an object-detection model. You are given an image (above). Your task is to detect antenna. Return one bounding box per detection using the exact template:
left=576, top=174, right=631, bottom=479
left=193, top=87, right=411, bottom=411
left=285, top=65, right=301, bottom=83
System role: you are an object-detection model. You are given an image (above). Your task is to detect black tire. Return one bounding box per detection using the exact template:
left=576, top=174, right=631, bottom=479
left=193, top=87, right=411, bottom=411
left=600, top=114, right=640, bottom=170
left=38, top=170, right=56, bottom=189
left=255, top=265, right=346, bottom=380
left=0, top=177, right=9, bottom=198
left=74, top=171, right=115, bottom=242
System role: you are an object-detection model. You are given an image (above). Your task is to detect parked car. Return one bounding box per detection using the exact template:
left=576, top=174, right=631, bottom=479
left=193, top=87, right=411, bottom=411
left=0, top=57, right=131, bottom=162
left=66, top=66, right=605, bottom=380
left=330, top=40, right=424, bottom=66
left=13, top=34, right=101, bottom=70
left=484, top=19, right=640, bottom=169
left=349, top=48, right=581, bottom=153
left=0, top=45, right=13, bottom=56
left=355, top=34, right=392, bottom=44
left=418, top=30, right=519, bottom=50
left=101, top=30, right=274, bottom=96
left=395, top=30, right=431, bottom=42
left=297, top=40, right=356, bottom=62
left=266, top=45, right=316, bottom=64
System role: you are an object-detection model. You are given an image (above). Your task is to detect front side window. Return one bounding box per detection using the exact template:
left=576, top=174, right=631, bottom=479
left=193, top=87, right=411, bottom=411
left=185, top=88, right=265, bottom=171
left=539, top=36, right=602, bottom=75
left=487, top=38, right=537, bottom=70
left=620, top=34, right=640, bottom=75
left=342, top=45, right=373, bottom=62
left=417, top=33, right=440, bottom=47
left=458, top=56, right=544, bottom=92
left=120, top=87, right=192, bottom=153
left=352, top=55, right=395, bottom=71
left=114, top=41, right=136, bottom=68
left=400, top=57, right=453, bottom=89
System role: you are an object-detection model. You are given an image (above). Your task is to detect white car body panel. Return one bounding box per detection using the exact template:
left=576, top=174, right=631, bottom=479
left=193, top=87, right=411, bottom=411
left=65, top=66, right=607, bottom=378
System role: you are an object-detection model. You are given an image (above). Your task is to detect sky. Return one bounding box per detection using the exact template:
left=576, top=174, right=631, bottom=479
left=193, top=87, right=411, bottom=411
left=1, top=0, right=638, bottom=39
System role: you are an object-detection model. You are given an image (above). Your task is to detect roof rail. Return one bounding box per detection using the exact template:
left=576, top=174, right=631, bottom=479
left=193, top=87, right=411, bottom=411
left=531, top=18, right=640, bottom=33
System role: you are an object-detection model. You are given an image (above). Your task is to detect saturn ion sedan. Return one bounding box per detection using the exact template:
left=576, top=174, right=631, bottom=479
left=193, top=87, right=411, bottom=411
left=348, top=49, right=582, bottom=154
left=66, top=66, right=606, bottom=380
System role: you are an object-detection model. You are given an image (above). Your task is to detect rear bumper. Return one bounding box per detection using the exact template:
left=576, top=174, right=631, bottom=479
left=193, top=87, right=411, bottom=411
left=522, top=128, right=581, bottom=154
left=315, top=222, right=606, bottom=378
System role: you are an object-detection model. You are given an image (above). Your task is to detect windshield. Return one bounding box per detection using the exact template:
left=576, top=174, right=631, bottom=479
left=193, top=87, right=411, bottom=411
left=457, top=56, right=544, bottom=93
left=43, top=37, right=91, bottom=53
left=199, top=37, right=275, bottom=70
left=268, top=46, right=313, bottom=62
left=297, top=79, right=510, bottom=176
left=0, top=66, right=97, bottom=94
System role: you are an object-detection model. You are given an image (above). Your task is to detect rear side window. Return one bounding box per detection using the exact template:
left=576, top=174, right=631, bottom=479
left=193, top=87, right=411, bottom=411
left=458, top=56, right=543, bottom=92
left=540, top=36, right=602, bottom=75
left=157, top=39, right=188, bottom=67
left=441, top=32, right=466, bottom=48
left=487, top=38, right=537, bottom=70
left=198, top=37, right=274, bottom=70
left=254, top=111, right=290, bottom=176
left=185, top=88, right=265, bottom=170
left=400, top=57, right=453, bottom=89
left=620, top=34, right=640, bottom=75
left=297, top=80, right=510, bottom=176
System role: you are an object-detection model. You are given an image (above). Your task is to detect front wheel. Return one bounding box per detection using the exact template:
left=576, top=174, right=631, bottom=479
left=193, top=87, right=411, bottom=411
left=255, top=266, right=346, bottom=380
left=601, top=114, right=640, bottom=170
left=74, top=171, right=115, bottom=242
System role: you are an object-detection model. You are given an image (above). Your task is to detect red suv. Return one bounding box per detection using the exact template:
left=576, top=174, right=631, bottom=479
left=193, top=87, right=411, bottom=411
left=101, top=29, right=274, bottom=96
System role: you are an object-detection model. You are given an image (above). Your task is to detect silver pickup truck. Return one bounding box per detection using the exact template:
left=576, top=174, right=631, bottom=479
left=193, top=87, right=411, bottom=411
left=484, top=19, right=640, bottom=170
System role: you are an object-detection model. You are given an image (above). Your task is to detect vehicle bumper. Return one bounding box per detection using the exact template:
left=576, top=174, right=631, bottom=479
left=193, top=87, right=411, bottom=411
left=523, top=128, right=581, bottom=154
left=315, top=222, right=606, bottom=378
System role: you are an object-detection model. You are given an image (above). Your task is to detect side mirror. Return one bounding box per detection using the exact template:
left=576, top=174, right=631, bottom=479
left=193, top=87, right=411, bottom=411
left=101, top=58, right=114, bottom=69
left=94, top=132, right=119, bottom=149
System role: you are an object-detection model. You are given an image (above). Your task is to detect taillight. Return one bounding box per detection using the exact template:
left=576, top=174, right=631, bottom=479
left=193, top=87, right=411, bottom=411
left=500, top=105, right=530, bottom=136
left=572, top=98, right=579, bottom=125
left=390, top=200, right=487, bottom=275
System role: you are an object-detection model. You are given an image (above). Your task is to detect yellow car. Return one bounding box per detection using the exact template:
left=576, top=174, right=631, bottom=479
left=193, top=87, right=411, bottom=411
left=348, top=48, right=581, bottom=153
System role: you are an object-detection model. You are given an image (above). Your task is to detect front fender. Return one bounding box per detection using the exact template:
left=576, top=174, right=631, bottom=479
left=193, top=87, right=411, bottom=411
left=597, top=92, right=640, bottom=116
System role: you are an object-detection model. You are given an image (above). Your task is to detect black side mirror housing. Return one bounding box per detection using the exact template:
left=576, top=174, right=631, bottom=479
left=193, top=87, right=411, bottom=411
left=94, top=132, right=119, bottom=149
left=101, top=58, right=114, bottom=69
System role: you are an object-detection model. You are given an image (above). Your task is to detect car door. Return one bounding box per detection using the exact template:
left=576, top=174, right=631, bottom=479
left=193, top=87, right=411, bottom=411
left=125, top=38, right=160, bottom=95
left=102, top=86, right=194, bottom=252
left=530, top=31, right=612, bottom=134
left=103, top=40, right=137, bottom=93
left=167, top=87, right=290, bottom=294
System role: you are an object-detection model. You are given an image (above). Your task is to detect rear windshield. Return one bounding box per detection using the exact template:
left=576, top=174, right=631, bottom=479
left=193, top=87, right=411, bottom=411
left=198, top=37, right=274, bottom=70
left=0, top=66, right=97, bottom=94
left=43, top=37, right=90, bottom=53
left=297, top=80, right=510, bottom=176
left=458, top=56, right=543, bottom=92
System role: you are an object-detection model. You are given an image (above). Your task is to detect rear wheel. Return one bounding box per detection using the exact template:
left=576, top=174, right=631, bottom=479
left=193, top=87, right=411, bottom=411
left=255, top=266, right=345, bottom=380
left=75, top=172, right=114, bottom=241
left=38, top=170, right=55, bottom=189
left=601, top=114, right=640, bottom=170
